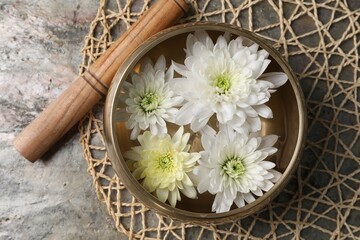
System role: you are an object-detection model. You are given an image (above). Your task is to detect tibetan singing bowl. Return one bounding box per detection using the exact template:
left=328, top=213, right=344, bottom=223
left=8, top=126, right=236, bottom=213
left=104, top=23, right=307, bottom=223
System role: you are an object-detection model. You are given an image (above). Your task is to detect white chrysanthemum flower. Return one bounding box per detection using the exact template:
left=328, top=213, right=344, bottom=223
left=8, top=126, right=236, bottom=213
left=170, top=31, right=288, bottom=133
left=193, top=127, right=282, bottom=213
left=124, top=126, right=200, bottom=207
left=121, top=55, right=183, bottom=140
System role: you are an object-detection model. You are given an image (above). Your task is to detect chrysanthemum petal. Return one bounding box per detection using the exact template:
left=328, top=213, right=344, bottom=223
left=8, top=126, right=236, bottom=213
left=212, top=192, right=232, bottom=213
left=194, top=31, right=209, bottom=45
left=261, top=147, right=278, bottom=155
left=251, top=187, right=264, bottom=197
left=269, top=169, right=282, bottom=182
left=247, top=116, right=262, bottom=132
left=181, top=184, right=197, bottom=199
left=215, top=35, right=228, bottom=50
left=154, top=55, right=166, bottom=71
left=176, top=102, right=195, bottom=125
left=156, top=188, right=169, bottom=203
left=191, top=107, right=213, bottom=131
left=130, top=125, right=141, bottom=140
left=255, top=59, right=271, bottom=79
left=261, top=72, right=288, bottom=88
left=181, top=172, right=193, bottom=186
left=234, top=193, right=245, bottom=208
left=261, top=180, right=274, bottom=191
left=197, top=178, right=210, bottom=194
left=168, top=189, right=179, bottom=207
left=259, top=161, right=276, bottom=170
left=253, top=104, right=273, bottom=118
left=259, top=135, right=279, bottom=149
left=172, top=126, right=184, bottom=145
left=243, top=192, right=256, bottom=203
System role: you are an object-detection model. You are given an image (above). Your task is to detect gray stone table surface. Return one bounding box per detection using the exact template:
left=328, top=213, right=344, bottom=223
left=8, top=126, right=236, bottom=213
left=2, top=0, right=359, bottom=239
left=0, top=0, right=126, bottom=239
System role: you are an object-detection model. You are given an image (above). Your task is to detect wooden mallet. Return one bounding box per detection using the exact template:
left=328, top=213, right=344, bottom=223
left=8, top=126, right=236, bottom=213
left=13, top=0, right=189, bottom=162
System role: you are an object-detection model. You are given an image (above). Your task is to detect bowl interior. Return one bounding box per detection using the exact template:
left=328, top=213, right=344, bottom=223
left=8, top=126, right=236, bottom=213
left=108, top=26, right=303, bottom=218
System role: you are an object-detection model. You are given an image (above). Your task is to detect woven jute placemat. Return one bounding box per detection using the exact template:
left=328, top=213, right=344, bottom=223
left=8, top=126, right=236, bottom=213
left=78, top=0, right=359, bottom=239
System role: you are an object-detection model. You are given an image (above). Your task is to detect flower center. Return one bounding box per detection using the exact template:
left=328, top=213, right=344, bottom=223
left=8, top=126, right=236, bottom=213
left=214, top=73, right=231, bottom=94
left=156, top=152, right=174, bottom=171
left=140, top=92, right=159, bottom=113
left=222, top=156, right=246, bottom=179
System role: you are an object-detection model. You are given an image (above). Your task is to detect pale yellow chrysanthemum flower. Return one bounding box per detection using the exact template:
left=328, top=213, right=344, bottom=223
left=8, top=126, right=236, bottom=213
left=124, top=126, right=200, bottom=207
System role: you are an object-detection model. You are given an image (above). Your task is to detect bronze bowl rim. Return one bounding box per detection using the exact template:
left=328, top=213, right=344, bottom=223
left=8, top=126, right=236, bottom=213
left=104, top=22, right=307, bottom=224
